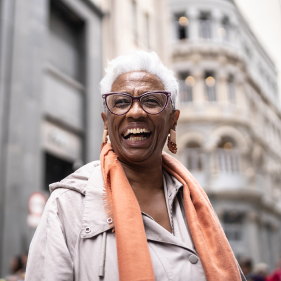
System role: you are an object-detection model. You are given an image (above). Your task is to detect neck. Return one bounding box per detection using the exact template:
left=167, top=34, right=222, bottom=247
left=121, top=157, right=163, bottom=193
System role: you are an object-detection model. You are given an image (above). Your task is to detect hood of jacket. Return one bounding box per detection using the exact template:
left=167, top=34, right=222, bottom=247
left=49, top=160, right=113, bottom=238
left=49, top=160, right=101, bottom=195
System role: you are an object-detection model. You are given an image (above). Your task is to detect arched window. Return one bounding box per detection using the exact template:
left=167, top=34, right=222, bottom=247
left=186, top=141, right=203, bottom=171
left=223, top=211, right=244, bottom=241
left=216, top=136, right=240, bottom=173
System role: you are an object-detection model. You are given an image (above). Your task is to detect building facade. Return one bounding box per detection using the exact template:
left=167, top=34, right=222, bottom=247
left=0, top=0, right=103, bottom=276
left=169, top=0, right=281, bottom=269
left=101, top=0, right=170, bottom=65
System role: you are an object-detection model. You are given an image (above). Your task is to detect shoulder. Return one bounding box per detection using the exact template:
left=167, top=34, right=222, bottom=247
left=45, top=160, right=102, bottom=223
left=49, top=160, right=101, bottom=194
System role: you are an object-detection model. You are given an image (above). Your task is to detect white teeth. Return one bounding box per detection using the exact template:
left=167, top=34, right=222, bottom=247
left=123, top=128, right=151, bottom=137
left=128, top=136, right=147, bottom=141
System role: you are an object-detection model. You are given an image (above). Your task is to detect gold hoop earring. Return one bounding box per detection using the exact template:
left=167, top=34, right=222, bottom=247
left=167, top=129, right=177, bottom=154
left=101, top=129, right=108, bottom=150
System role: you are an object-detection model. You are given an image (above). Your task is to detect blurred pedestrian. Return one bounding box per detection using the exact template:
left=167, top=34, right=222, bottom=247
left=249, top=263, right=269, bottom=281
left=2, top=253, right=27, bottom=281
left=267, top=259, right=281, bottom=281
left=9, top=256, right=22, bottom=276
left=238, top=256, right=254, bottom=280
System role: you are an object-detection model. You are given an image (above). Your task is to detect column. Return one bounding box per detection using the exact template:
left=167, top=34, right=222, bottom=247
left=217, top=68, right=228, bottom=104
left=246, top=212, right=261, bottom=265
left=192, top=68, right=205, bottom=103
left=204, top=145, right=214, bottom=191
left=188, top=8, right=199, bottom=43
left=235, top=73, right=247, bottom=110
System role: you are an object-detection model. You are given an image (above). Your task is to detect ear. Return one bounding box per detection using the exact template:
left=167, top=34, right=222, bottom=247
left=170, top=109, right=180, bottom=130
left=101, top=112, right=108, bottom=130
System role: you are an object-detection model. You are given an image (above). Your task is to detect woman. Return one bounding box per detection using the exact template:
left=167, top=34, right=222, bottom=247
left=26, top=51, right=245, bottom=281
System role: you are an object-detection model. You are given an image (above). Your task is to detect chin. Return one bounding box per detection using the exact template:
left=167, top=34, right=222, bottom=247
left=120, top=149, right=153, bottom=164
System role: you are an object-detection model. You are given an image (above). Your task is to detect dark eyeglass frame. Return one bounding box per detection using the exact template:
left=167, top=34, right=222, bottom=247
left=102, top=91, right=172, bottom=116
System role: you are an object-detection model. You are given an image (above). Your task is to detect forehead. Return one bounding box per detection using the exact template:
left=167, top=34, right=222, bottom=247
left=111, top=71, right=164, bottom=92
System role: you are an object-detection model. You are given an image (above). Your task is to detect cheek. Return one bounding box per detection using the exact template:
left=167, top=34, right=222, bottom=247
left=161, top=112, right=173, bottom=130
left=154, top=116, right=171, bottom=140
left=107, top=116, right=122, bottom=142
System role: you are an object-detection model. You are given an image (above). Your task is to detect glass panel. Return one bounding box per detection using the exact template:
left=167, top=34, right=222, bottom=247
left=222, top=17, right=230, bottom=42
left=199, top=13, right=211, bottom=39
left=48, top=0, right=85, bottom=82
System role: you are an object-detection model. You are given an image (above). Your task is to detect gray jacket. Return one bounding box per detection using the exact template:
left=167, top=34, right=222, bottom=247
left=25, top=161, right=246, bottom=281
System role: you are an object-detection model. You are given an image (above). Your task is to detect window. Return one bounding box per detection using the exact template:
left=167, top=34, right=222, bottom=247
left=228, top=75, right=235, bottom=103
left=199, top=12, right=211, bottom=39
left=175, top=14, right=189, bottom=40
left=178, top=72, right=194, bottom=102
left=186, top=142, right=203, bottom=171
left=223, top=211, right=243, bottom=241
left=222, top=16, right=230, bottom=41
left=132, top=0, right=138, bottom=40
left=49, top=0, right=85, bottom=82
left=205, top=72, right=216, bottom=101
left=243, top=44, right=252, bottom=60
left=44, top=152, right=73, bottom=191
left=216, top=136, right=240, bottom=173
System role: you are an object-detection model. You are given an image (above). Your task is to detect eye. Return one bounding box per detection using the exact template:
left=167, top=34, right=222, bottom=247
left=115, top=99, right=130, bottom=106
left=142, top=95, right=162, bottom=107
left=111, top=96, right=131, bottom=108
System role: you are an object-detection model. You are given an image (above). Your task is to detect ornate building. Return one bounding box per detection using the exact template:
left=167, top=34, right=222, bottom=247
left=169, top=0, right=281, bottom=269
left=0, top=0, right=104, bottom=276
left=100, top=0, right=170, bottom=65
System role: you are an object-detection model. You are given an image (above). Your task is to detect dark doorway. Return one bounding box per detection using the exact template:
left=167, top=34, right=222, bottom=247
left=44, top=152, right=73, bottom=191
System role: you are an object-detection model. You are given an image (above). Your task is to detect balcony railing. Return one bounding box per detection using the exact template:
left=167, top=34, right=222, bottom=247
left=215, top=148, right=240, bottom=173
left=205, top=85, right=216, bottom=101
left=186, top=148, right=203, bottom=171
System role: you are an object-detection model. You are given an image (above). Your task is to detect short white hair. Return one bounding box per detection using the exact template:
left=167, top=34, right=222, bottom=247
left=100, top=51, right=179, bottom=109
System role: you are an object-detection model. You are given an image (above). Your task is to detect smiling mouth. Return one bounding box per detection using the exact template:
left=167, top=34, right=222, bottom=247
left=123, top=128, right=152, bottom=141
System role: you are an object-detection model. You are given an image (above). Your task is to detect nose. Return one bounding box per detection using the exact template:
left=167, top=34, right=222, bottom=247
left=126, top=100, right=147, bottom=119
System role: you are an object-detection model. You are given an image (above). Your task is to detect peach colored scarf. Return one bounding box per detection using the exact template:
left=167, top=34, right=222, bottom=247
left=100, top=143, right=241, bottom=281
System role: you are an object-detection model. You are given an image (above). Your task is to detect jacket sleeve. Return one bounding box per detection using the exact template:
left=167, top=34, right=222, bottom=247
left=25, top=190, right=74, bottom=281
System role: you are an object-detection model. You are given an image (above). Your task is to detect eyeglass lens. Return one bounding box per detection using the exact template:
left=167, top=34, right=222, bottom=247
left=106, top=93, right=168, bottom=115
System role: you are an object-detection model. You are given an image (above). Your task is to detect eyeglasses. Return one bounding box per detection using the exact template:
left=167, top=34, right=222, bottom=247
left=102, top=91, right=171, bottom=116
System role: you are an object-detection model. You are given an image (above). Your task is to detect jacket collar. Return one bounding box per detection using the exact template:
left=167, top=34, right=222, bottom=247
left=79, top=164, right=182, bottom=240
left=80, top=163, right=113, bottom=239
left=163, top=169, right=183, bottom=208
